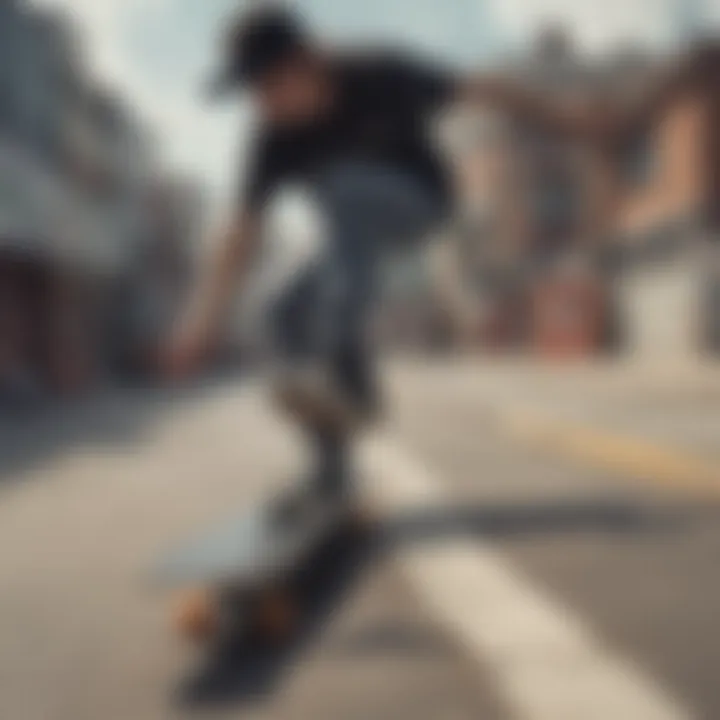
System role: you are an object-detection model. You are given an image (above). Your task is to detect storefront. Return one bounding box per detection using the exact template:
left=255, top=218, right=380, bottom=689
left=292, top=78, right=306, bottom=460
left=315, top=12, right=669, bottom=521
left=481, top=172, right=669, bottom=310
left=0, top=140, right=123, bottom=402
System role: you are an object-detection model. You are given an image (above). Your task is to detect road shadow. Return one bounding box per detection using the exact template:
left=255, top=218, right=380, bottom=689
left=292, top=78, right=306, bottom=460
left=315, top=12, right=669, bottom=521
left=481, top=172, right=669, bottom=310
left=324, top=619, right=456, bottom=659
left=381, top=497, right=688, bottom=544
left=176, top=496, right=691, bottom=711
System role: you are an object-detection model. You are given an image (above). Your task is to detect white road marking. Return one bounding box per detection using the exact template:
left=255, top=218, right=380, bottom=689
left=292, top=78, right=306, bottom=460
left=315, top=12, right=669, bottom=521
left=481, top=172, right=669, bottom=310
left=361, top=436, right=694, bottom=720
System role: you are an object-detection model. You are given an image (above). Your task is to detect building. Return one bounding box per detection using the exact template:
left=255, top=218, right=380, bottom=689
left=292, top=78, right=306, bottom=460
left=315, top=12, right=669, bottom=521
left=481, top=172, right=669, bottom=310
left=447, top=30, right=720, bottom=358
left=0, top=0, right=200, bottom=404
left=603, top=42, right=720, bottom=359
left=0, top=2, right=92, bottom=400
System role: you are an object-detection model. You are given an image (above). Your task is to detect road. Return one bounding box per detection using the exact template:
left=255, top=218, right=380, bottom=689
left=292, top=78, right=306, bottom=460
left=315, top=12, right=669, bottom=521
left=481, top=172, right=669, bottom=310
left=0, top=359, right=718, bottom=719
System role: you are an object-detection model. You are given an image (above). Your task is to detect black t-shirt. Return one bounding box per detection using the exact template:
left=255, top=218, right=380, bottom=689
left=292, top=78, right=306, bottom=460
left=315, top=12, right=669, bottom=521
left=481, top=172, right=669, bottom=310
left=241, top=51, right=457, bottom=212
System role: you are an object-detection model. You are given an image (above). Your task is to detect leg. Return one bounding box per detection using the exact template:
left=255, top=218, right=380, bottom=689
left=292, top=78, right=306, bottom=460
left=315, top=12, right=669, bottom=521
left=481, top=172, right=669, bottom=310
left=313, top=163, right=444, bottom=414
left=273, top=164, right=444, bottom=498
left=272, top=265, right=352, bottom=497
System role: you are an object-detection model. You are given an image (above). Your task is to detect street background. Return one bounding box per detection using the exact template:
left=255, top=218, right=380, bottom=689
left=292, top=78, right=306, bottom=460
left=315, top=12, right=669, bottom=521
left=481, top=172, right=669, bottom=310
left=1, top=0, right=720, bottom=718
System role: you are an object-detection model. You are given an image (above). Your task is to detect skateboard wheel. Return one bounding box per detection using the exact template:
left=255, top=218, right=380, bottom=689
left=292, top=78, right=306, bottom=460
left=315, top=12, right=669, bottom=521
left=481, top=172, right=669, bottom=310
left=173, top=589, right=217, bottom=642
left=253, top=589, right=298, bottom=643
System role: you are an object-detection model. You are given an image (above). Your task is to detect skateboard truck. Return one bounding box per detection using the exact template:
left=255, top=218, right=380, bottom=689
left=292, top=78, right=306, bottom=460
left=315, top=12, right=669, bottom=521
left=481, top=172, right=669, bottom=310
left=173, top=583, right=299, bottom=645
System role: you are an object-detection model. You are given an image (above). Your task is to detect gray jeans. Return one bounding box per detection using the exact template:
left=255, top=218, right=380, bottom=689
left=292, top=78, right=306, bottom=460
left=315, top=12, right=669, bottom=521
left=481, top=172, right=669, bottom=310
left=272, top=162, right=445, bottom=409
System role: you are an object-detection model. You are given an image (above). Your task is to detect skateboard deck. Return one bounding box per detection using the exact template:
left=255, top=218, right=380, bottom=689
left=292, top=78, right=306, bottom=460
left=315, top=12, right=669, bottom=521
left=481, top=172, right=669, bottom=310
left=153, top=493, right=357, bottom=643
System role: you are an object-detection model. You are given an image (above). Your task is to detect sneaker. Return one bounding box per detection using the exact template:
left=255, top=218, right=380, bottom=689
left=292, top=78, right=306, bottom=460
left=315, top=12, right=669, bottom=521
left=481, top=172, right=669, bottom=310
left=274, top=366, right=367, bottom=432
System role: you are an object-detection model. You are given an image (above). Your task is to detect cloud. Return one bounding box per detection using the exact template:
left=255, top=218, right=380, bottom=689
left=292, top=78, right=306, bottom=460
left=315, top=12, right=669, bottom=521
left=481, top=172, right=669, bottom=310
left=305, top=0, right=501, bottom=64
left=32, top=0, right=164, bottom=93
left=30, top=0, right=243, bottom=204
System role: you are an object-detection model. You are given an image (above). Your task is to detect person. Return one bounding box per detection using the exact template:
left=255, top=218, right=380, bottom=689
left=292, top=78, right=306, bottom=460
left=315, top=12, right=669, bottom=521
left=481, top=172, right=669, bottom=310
left=162, top=4, right=601, bottom=510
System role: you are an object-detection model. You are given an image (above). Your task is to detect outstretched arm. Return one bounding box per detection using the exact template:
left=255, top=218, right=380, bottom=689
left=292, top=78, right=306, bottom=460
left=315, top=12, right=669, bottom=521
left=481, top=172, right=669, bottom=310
left=457, top=74, right=612, bottom=138
left=162, top=210, right=261, bottom=378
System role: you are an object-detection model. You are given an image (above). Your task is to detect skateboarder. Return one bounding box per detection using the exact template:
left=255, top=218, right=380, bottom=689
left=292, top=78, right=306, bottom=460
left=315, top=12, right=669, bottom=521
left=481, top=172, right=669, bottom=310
left=162, top=4, right=602, bottom=509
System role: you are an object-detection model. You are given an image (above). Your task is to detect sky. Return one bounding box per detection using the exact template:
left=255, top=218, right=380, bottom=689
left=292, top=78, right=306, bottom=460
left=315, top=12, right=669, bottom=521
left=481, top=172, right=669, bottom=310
left=30, top=0, right=720, bottom=210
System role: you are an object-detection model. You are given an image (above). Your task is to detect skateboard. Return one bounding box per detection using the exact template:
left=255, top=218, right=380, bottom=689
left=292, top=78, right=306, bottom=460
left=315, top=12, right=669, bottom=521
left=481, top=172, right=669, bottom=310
left=153, top=492, right=362, bottom=645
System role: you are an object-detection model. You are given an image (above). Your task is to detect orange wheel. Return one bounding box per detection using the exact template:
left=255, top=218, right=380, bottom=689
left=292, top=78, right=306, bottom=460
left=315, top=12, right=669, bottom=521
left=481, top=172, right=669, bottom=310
left=172, top=588, right=218, bottom=642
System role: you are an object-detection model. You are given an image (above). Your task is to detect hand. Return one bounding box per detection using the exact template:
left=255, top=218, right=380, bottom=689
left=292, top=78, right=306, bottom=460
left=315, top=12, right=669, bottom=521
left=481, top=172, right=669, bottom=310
left=159, top=316, right=214, bottom=381
left=156, top=210, right=255, bottom=380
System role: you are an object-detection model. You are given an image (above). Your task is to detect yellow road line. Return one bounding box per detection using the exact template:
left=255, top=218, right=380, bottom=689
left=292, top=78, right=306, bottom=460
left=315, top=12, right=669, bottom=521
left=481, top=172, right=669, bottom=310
left=503, top=411, right=719, bottom=496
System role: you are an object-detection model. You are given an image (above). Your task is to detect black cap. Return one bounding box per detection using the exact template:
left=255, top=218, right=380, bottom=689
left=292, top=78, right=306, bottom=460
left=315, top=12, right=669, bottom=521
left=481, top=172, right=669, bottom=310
left=207, top=4, right=308, bottom=98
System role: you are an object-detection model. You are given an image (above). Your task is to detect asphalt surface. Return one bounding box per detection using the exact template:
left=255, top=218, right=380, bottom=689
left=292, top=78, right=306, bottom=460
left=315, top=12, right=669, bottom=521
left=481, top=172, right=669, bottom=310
left=0, top=361, right=719, bottom=719
left=387, top=359, right=720, bottom=720
left=0, top=379, right=503, bottom=720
